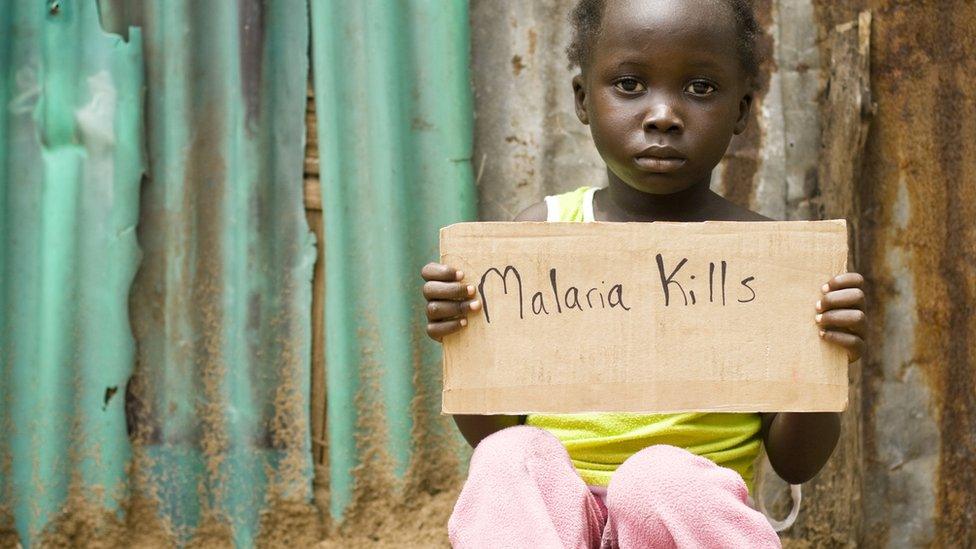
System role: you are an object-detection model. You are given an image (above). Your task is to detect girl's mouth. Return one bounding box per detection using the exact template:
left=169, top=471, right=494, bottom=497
left=633, top=156, right=686, bottom=173
left=634, top=144, right=686, bottom=172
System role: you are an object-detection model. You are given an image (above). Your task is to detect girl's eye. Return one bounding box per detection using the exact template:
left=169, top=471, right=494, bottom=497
left=614, top=78, right=646, bottom=93
left=686, top=81, right=716, bottom=96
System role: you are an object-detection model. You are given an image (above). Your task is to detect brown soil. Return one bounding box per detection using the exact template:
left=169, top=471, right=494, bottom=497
left=36, top=488, right=124, bottom=548
left=0, top=506, right=19, bottom=549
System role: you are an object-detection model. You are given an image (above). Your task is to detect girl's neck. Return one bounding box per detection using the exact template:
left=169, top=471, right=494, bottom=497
left=598, top=170, right=716, bottom=222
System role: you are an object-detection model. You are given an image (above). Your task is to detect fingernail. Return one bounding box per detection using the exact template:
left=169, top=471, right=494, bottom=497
left=815, top=300, right=822, bottom=312
left=469, top=300, right=481, bottom=311
left=467, top=285, right=475, bottom=296
left=456, top=270, right=464, bottom=280
left=460, top=318, right=467, bottom=327
left=819, top=330, right=825, bottom=338
left=815, top=313, right=823, bottom=323
left=822, top=284, right=830, bottom=293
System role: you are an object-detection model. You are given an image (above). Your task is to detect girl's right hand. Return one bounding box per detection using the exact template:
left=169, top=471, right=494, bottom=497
left=421, top=262, right=481, bottom=342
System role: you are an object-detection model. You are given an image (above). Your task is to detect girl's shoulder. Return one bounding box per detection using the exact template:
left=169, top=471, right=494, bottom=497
left=706, top=192, right=772, bottom=222
left=513, top=186, right=594, bottom=222
left=513, top=201, right=547, bottom=221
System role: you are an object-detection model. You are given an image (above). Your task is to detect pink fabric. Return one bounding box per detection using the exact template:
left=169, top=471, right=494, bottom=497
left=448, top=426, right=780, bottom=548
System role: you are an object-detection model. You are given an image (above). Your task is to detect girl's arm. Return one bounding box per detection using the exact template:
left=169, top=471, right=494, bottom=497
left=763, top=272, right=866, bottom=483
left=437, top=201, right=548, bottom=448
left=452, top=415, right=525, bottom=448
left=761, top=411, right=840, bottom=483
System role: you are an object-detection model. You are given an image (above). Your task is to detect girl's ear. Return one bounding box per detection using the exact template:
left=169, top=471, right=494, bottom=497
left=733, top=93, right=753, bottom=135
left=572, top=74, right=589, bottom=125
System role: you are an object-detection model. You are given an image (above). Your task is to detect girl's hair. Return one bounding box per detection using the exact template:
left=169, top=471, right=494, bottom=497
left=566, top=0, right=762, bottom=88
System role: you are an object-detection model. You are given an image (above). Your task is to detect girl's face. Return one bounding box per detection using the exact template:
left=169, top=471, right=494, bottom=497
left=573, top=0, right=753, bottom=195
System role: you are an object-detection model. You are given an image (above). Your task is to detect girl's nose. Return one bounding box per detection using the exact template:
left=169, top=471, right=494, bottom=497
left=642, top=103, right=684, bottom=133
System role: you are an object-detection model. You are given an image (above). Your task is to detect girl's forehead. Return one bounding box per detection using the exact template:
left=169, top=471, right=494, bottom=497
left=593, top=0, right=740, bottom=64
left=598, top=0, right=739, bottom=47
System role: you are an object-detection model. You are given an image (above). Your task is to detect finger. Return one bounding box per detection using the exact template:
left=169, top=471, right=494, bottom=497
left=822, top=272, right=864, bottom=293
left=816, top=288, right=865, bottom=312
left=819, top=329, right=865, bottom=362
left=421, top=262, right=464, bottom=283
left=423, top=281, right=475, bottom=300
left=426, top=299, right=482, bottom=321
left=426, top=318, right=468, bottom=340
left=815, top=309, right=866, bottom=336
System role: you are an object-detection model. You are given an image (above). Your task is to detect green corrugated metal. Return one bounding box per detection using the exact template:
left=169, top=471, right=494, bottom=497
left=2, top=0, right=476, bottom=544
left=0, top=2, right=144, bottom=545
left=1, top=0, right=316, bottom=546
left=126, top=0, right=315, bottom=546
left=309, top=0, right=477, bottom=521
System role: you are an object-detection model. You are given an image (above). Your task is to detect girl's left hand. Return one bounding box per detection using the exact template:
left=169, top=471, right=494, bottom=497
left=816, top=272, right=867, bottom=362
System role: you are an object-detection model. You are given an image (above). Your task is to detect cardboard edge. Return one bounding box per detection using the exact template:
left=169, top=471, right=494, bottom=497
left=444, top=219, right=851, bottom=235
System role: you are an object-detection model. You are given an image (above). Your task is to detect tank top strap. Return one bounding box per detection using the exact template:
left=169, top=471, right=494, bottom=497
left=582, top=186, right=597, bottom=222
left=542, top=186, right=597, bottom=223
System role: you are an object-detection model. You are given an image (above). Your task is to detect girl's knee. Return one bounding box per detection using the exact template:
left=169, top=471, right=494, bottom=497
left=607, top=445, right=748, bottom=507
left=605, top=446, right=778, bottom=547
left=469, top=425, right=565, bottom=474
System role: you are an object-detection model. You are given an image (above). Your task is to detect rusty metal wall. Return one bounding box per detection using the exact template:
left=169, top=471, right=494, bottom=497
left=2, top=0, right=479, bottom=545
left=813, top=2, right=976, bottom=547
left=2, top=0, right=971, bottom=546
left=471, top=1, right=976, bottom=547
left=470, top=0, right=604, bottom=221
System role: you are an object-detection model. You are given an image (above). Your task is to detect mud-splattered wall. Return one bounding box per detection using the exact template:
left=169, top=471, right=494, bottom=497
left=3, top=0, right=478, bottom=546
left=308, top=1, right=476, bottom=547
left=1, top=1, right=321, bottom=547
left=470, top=0, right=976, bottom=547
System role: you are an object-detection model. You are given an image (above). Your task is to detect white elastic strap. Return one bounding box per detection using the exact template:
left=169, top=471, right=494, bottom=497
left=758, top=483, right=802, bottom=532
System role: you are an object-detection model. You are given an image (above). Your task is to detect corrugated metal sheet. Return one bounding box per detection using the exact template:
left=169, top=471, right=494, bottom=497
left=308, top=0, right=476, bottom=527
left=1, top=0, right=318, bottom=546
left=469, top=0, right=605, bottom=221
left=0, top=2, right=144, bottom=546
left=126, top=0, right=317, bottom=546
left=1, top=0, right=476, bottom=545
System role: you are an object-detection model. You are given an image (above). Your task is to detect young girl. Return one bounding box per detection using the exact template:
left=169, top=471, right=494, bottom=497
left=422, top=0, right=867, bottom=546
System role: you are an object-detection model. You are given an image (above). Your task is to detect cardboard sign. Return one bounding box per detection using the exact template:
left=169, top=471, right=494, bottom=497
left=440, top=220, right=849, bottom=414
